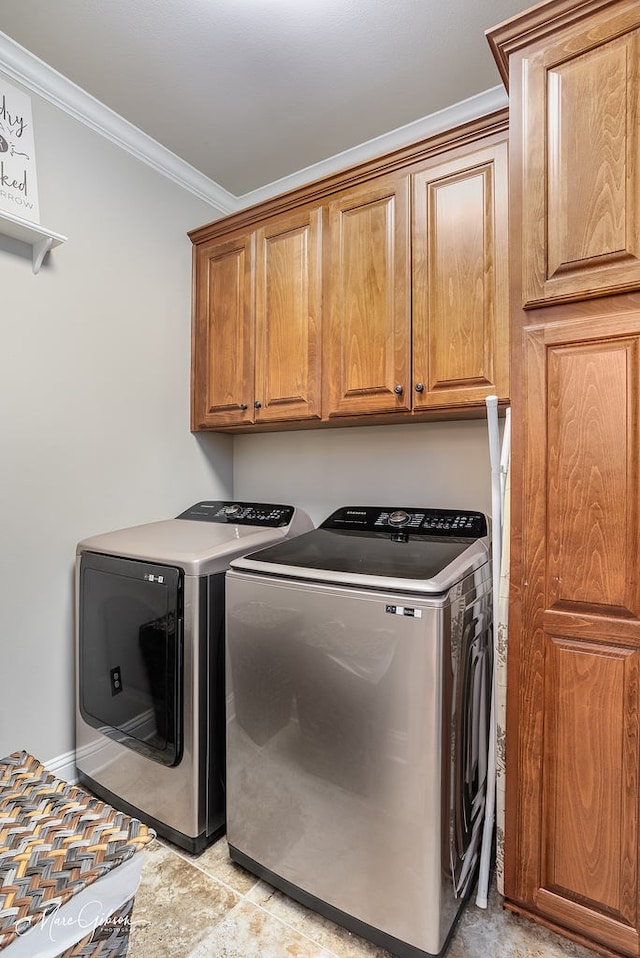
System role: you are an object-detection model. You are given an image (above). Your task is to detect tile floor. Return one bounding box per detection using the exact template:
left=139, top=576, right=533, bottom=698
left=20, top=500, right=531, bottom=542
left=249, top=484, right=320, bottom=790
left=127, top=836, right=599, bottom=958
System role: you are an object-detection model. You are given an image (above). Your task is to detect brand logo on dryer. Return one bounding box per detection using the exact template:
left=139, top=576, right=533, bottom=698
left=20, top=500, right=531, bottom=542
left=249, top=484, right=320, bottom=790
left=386, top=604, right=422, bottom=618
left=144, top=574, right=165, bottom=583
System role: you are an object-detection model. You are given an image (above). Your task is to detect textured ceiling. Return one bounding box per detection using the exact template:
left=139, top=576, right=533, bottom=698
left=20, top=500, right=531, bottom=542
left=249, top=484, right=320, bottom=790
left=0, top=0, right=531, bottom=197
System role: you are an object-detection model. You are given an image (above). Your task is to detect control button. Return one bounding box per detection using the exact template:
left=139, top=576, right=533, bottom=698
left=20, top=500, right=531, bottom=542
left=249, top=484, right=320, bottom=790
left=391, top=531, right=409, bottom=542
left=223, top=504, right=243, bottom=517
left=388, top=510, right=410, bottom=527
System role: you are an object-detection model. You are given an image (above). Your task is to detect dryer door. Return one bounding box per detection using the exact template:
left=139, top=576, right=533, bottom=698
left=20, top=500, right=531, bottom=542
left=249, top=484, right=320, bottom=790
left=78, top=551, right=183, bottom=766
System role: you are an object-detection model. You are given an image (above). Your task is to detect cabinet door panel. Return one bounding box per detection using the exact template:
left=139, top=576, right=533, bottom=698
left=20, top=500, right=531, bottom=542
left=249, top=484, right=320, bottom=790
left=508, top=311, right=640, bottom=951
left=537, top=635, right=640, bottom=955
left=517, top=6, right=640, bottom=306
left=412, top=141, right=509, bottom=408
left=255, top=209, right=322, bottom=422
left=547, top=336, right=640, bottom=618
left=192, top=235, right=254, bottom=428
left=547, top=42, right=630, bottom=279
left=325, top=175, right=411, bottom=417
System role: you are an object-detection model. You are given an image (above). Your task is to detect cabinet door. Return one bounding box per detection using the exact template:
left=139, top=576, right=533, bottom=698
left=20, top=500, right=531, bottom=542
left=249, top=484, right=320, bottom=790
left=324, top=174, right=411, bottom=417
left=254, top=208, right=322, bottom=423
left=508, top=310, right=640, bottom=955
left=191, top=233, right=254, bottom=429
left=513, top=1, right=640, bottom=307
left=412, top=139, right=509, bottom=409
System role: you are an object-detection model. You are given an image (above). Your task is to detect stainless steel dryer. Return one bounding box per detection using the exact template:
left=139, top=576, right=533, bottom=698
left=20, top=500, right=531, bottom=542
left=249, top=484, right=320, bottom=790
left=225, top=505, right=492, bottom=958
left=75, top=500, right=313, bottom=853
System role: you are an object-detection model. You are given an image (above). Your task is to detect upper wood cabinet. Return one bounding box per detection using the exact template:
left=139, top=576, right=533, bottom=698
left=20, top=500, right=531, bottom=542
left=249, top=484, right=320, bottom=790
left=192, top=232, right=254, bottom=429
left=412, top=138, right=509, bottom=409
left=189, top=112, right=509, bottom=432
left=490, top=0, right=640, bottom=309
left=191, top=206, right=322, bottom=429
left=254, top=207, right=322, bottom=424
left=324, top=173, right=412, bottom=418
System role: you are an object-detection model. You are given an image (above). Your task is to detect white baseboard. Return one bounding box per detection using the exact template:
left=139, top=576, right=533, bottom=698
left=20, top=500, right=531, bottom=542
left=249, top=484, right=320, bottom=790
left=44, top=748, right=78, bottom=785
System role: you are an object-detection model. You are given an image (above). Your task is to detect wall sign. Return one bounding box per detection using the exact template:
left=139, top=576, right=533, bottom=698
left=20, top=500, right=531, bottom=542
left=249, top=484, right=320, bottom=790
left=0, top=79, right=40, bottom=223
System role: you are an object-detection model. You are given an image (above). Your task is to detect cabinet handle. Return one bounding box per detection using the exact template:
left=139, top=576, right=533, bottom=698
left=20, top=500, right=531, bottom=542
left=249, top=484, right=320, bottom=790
left=394, top=385, right=403, bottom=395
left=414, top=382, right=424, bottom=393
left=240, top=404, right=248, bottom=411
left=254, top=400, right=262, bottom=409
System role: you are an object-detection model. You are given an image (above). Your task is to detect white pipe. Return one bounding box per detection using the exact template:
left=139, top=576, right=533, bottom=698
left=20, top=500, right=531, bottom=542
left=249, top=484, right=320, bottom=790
left=500, top=408, right=511, bottom=505
left=495, top=463, right=511, bottom=897
left=476, top=396, right=503, bottom=908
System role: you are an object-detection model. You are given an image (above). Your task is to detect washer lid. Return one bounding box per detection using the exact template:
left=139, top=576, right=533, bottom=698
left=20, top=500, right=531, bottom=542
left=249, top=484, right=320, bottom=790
left=76, top=501, right=313, bottom=576
left=231, top=505, right=490, bottom=594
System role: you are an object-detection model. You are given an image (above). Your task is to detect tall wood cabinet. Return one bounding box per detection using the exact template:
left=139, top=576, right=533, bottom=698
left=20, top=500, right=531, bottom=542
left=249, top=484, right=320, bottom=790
left=190, top=114, right=509, bottom=432
left=489, top=2, right=640, bottom=955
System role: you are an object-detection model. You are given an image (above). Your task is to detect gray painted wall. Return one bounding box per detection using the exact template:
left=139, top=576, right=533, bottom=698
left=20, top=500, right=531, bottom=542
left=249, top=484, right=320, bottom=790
left=234, top=419, right=493, bottom=528
left=0, top=82, right=231, bottom=762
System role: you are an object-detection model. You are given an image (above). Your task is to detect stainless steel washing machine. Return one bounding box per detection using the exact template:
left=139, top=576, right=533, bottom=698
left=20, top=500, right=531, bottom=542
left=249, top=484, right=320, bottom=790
left=75, top=500, right=313, bottom=853
left=225, top=505, right=492, bottom=958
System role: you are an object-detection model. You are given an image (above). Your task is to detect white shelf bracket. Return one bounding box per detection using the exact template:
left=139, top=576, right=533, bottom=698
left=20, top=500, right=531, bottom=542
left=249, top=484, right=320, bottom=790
left=32, top=235, right=54, bottom=274
left=0, top=210, right=67, bottom=273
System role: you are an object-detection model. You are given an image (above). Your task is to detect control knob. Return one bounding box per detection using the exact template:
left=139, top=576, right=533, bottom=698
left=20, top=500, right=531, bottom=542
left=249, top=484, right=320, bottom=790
left=388, top=510, right=410, bottom=527
left=223, top=504, right=243, bottom=518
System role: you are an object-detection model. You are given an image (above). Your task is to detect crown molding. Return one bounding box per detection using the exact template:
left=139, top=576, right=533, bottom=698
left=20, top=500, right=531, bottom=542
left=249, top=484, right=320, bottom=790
left=0, top=30, right=508, bottom=217
left=237, top=85, right=509, bottom=208
left=0, top=31, right=237, bottom=215
left=486, top=0, right=614, bottom=90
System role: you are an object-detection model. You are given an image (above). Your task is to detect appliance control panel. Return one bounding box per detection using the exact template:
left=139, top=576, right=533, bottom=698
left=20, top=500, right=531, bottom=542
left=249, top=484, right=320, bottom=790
left=177, top=501, right=295, bottom=527
left=322, top=506, right=487, bottom=538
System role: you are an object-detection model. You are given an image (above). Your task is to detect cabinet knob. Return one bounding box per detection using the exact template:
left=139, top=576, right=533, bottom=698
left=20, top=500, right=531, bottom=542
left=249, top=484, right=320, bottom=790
left=415, top=382, right=424, bottom=393
left=254, top=400, right=262, bottom=409
left=240, top=404, right=248, bottom=411
left=394, top=384, right=403, bottom=395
